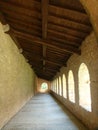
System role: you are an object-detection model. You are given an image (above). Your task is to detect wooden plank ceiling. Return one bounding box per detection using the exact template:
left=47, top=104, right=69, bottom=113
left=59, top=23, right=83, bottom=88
left=0, top=0, right=92, bottom=80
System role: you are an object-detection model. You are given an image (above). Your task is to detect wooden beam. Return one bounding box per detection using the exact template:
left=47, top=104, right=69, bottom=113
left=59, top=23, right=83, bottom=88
left=45, top=60, right=63, bottom=67
left=11, top=24, right=41, bottom=37
left=48, top=23, right=88, bottom=39
left=42, top=0, right=49, bottom=38
left=41, top=0, right=49, bottom=66
left=13, top=29, right=81, bottom=54
left=45, top=68, right=58, bottom=72
left=0, top=1, right=41, bottom=19
left=6, top=16, right=41, bottom=31
left=34, top=68, right=55, bottom=75
left=48, top=35, right=80, bottom=47
left=24, top=51, right=63, bottom=67
left=49, top=15, right=92, bottom=33
left=50, top=0, right=86, bottom=13
left=43, top=46, right=46, bottom=65
left=1, top=9, right=41, bottom=26
left=0, top=12, right=7, bottom=24
left=49, top=5, right=91, bottom=25
left=48, top=29, right=82, bottom=44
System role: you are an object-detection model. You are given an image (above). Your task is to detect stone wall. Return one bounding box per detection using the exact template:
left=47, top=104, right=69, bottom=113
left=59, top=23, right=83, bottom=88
left=0, top=23, right=36, bottom=129
left=80, top=0, right=98, bottom=41
left=51, top=32, right=98, bottom=130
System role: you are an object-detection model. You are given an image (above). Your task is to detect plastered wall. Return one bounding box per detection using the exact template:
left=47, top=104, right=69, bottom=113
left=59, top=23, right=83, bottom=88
left=51, top=32, right=98, bottom=130
left=0, top=23, right=36, bottom=129
left=80, top=0, right=98, bottom=40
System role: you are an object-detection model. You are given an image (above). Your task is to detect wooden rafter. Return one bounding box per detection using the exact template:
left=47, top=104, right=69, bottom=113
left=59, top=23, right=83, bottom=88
left=13, top=29, right=81, bottom=54
left=0, top=12, right=7, bottom=24
left=49, top=15, right=92, bottom=33
left=0, top=0, right=92, bottom=80
left=42, top=0, right=49, bottom=38
left=48, top=23, right=88, bottom=39
left=41, top=0, right=49, bottom=67
left=0, top=1, right=41, bottom=19
left=24, top=51, right=63, bottom=67
left=49, top=5, right=91, bottom=25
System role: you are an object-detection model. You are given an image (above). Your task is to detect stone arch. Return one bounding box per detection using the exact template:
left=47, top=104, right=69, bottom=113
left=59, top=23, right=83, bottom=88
left=78, top=63, right=91, bottom=111
left=68, top=70, right=75, bottom=103
left=62, top=74, right=67, bottom=98
left=59, top=76, right=62, bottom=96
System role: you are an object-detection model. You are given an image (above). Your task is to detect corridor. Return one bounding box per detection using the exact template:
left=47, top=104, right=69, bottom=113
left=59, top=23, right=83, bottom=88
left=1, top=94, right=88, bottom=130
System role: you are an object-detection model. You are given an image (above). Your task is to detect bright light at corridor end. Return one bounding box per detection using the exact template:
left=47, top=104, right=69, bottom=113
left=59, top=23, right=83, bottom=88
left=40, top=82, right=48, bottom=93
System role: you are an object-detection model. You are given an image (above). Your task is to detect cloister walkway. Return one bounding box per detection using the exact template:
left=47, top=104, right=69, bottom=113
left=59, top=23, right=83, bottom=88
left=1, top=93, right=88, bottom=130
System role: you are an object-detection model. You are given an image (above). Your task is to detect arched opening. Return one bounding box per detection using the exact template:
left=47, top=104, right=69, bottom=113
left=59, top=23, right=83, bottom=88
left=68, top=70, right=75, bottom=103
left=62, top=74, right=67, bottom=98
left=40, top=82, right=48, bottom=93
left=56, top=78, right=59, bottom=94
left=59, top=76, right=62, bottom=96
left=78, top=63, right=91, bottom=111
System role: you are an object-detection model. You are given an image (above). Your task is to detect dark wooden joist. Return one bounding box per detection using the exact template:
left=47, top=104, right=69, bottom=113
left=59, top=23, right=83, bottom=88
left=1, top=10, right=41, bottom=26
left=0, top=1, right=41, bottom=19
left=31, top=63, right=59, bottom=74
left=41, top=0, right=49, bottom=66
left=35, top=69, right=55, bottom=76
left=10, top=23, right=41, bottom=37
left=37, top=74, right=51, bottom=81
left=6, top=16, right=41, bottom=32
left=7, top=0, right=41, bottom=11
left=42, top=0, right=49, bottom=38
left=37, top=71, right=55, bottom=77
left=49, top=0, right=86, bottom=13
left=48, top=23, right=87, bottom=39
left=47, top=50, right=69, bottom=58
left=12, top=29, right=81, bottom=54
left=45, top=60, right=63, bottom=67
left=47, top=47, right=70, bottom=55
left=34, top=68, right=55, bottom=75
left=24, top=51, right=63, bottom=67
left=49, top=15, right=92, bottom=33
left=49, top=5, right=91, bottom=25
left=48, top=35, right=80, bottom=47
left=48, top=29, right=82, bottom=44
left=45, top=68, right=58, bottom=73
left=42, top=46, right=46, bottom=66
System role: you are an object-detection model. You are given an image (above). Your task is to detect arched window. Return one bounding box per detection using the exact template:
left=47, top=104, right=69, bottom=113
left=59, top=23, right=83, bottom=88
left=59, top=76, right=62, bottom=96
left=78, top=63, right=91, bottom=111
left=54, top=80, right=56, bottom=93
left=56, top=78, right=58, bottom=94
left=41, top=82, right=48, bottom=92
left=51, top=82, right=53, bottom=91
left=62, top=74, right=67, bottom=98
left=68, top=70, right=75, bottom=103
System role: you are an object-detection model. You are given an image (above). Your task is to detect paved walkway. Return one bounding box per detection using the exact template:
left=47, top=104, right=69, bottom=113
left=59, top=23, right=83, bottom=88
left=1, top=93, right=88, bottom=130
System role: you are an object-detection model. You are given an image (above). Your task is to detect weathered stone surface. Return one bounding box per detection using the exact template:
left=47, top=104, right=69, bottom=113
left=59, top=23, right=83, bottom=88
left=80, top=0, right=98, bottom=41
left=52, top=32, right=98, bottom=129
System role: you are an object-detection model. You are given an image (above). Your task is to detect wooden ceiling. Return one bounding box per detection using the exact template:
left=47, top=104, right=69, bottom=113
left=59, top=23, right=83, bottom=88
left=0, top=0, right=92, bottom=81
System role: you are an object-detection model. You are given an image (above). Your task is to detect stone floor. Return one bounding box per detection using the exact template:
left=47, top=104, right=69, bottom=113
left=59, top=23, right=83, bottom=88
left=1, top=93, right=88, bottom=130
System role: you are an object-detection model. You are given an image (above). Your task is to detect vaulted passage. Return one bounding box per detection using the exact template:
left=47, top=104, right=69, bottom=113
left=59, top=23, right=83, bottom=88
left=1, top=0, right=98, bottom=130
left=1, top=94, right=87, bottom=130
